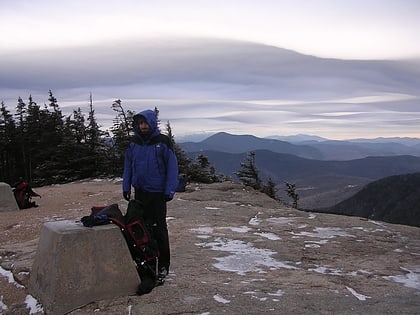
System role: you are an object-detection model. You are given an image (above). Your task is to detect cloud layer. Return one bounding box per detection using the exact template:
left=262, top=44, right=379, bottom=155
left=1, top=38, right=419, bottom=139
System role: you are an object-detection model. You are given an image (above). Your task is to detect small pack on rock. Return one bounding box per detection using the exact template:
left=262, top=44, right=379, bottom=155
left=81, top=200, right=159, bottom=294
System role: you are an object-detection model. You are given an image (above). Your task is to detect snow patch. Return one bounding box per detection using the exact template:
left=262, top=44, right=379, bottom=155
left=268, top=289, right=285, bottom=297
left=229, top=226, right=251, bottom=233
left=243, top=288, right=284, bottom=302
left=309, top=265, right=372, bottom=278
left=0, top=266, right=24, bottom=288
left=1, top=295, right=8, bottom=312
left=291, top=227, right=355, bottom=239
left=213, top=294, right=230, bottom=304
left=249, top=217, right=261, bottom=226
left=383, top=267, right=420, bottom=290
left=25, top=295, right=43, bottom=314
left=346, top=286, right=371, bottom=301
left=191, top=226, right=214, bottom=235
left=254, top=232, right=281, bottom=241
left=198, top=237, right=297, bottom=275
left=266, top=217, right=295, bottom=225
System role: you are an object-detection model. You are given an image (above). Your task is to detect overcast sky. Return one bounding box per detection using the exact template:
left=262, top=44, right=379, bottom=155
left=1, top=0, right=420, bottom=140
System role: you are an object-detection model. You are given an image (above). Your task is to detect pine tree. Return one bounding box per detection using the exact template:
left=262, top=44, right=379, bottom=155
left=285, top=182, right=299, bottom=208
left=30, top=91, right=72, bottom=185
left=236, top=151, right=262, bottom=190
left=110, top=99, right=133, bottom=148
left=0, top=101, right=18, bottom=183
left=109, top=99, right=134, bottom=175
left=188, top=154, right=218, bottom=183
left=86, top=93, right=102, bottom=150
left=165, top=121, right=191, bottom=175
left=262, top=177, right=278, bottom=200
left=62, top=108, right=86, bottom=145
left=14, top=97, right=29, bottom=180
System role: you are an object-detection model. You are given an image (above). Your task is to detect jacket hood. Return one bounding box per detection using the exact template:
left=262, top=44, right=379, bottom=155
left=132, top=109, right=160, bottom=138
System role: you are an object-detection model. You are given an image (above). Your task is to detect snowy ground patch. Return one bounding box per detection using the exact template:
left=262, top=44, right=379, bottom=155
left=213, top=294, right=230, bottom=304
left=290, top=227, right=355, bottom=239
left=0, top=266, right=24, bottom=288
left=254, top=232, right=281, bottom=241
left=1, top=296, right=8, bottom=313
left=197, top=237, right=297, bottom=275
left=383, top=267, right=420, bottom=290
left=229, top=226, right=252, bottom=233
left=25, top=295, right=43, bottom=314
left=243, top=288, right=284, bottom=302
left=346, top=286, right=371, bottom=301
left=266, top=217, right=295, bottom=225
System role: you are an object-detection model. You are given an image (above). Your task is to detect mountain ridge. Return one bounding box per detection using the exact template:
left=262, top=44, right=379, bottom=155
left=179, top=132, right=420, bottom=210
left=179, top=132, right=420, bottom=160
left=319, top=172, right=420, bottom=227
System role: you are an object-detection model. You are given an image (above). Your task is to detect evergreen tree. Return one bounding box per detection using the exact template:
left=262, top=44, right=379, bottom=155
left=0, top=101, right=18, bottom=183
left=154, top=106, right=160, bottom=128
left=86, top=93, right=102, bottom=150
left=85, top=93, right=109, bottom=176
left=165, top=121, right=191, bottom=175
left=236, top=151, right=262, bottom=190
left=65, top=108, right=86, bottom=144
left=24, top=95, right=42, bottom=182
left=285, top=181, right=299, bottom=208
left=109, top=99, right=134, bottom=175
left=110, top=99, right=133, bottom=148
left=188, top=153, right=218, bottom=183
left=31, top=91, right=70, bottom=185
left=262, top=177, right=278, bottom=200
left=14, top=97, right=29, bottom=180
left=15, top=97, right=27, bottom=128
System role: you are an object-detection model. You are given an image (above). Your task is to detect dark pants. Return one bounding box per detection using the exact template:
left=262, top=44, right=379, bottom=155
left=134, top=190, right=170, bottom=271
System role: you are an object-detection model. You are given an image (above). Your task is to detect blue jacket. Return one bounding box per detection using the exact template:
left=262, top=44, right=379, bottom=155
left=122, top=109, right=179, bottom=199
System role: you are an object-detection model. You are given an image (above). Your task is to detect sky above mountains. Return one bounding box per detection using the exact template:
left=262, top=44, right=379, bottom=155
left=1, top=0, right=420, bottom=140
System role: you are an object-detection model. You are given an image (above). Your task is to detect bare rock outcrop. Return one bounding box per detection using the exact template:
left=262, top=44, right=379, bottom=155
left=1, top=179, right=419, bottom=314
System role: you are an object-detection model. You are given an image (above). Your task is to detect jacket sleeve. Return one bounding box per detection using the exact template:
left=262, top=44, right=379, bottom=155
left=122, top=145, right=133, bottom=193
left=164, top=145, right=179, bottom=199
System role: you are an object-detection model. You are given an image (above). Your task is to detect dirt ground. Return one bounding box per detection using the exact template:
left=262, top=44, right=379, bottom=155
left=1, top=179, right=420, bottom=314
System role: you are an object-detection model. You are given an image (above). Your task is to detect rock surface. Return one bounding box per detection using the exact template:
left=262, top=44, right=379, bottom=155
left=1, top=179, right=420, bottom=314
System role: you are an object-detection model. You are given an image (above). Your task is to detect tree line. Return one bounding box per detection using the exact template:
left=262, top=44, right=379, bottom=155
left=0, top=91, right=218, bottom=188
left=1, top=91, right=298, bottom=206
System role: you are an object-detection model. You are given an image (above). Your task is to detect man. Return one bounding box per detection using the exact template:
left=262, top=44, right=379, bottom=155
left=122, top=109, right=178, bottom=292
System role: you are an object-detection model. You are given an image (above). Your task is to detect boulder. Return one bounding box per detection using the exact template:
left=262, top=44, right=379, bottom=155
left=0, top=182, right=19, bottom=212
left=28, top=220, right=140, bottom=315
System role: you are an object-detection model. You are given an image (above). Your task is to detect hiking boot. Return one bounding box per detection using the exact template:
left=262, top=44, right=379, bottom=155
left=136, top=277, right=155, bottom=295
left=158, top=267, right=168, bottom=278
left=156, top=267, right=168, bottom=286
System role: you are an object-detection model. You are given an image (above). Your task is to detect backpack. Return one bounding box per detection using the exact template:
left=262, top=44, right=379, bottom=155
left=81, top=201, right=159, bottom=275
left=12, top=181, right=41, bottom=209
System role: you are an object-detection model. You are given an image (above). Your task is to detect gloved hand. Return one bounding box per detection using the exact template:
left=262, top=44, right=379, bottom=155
left=81, top=215, right=95, bottom=227
left=164, top=194, right=173, bottom=202
left=123, top=191, right=131, bottom=201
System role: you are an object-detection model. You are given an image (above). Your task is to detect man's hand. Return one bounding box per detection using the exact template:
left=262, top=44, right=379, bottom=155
left=123, top=191, right=131, bottom=201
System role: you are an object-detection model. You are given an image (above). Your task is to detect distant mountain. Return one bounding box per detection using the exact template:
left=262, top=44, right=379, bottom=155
left=348, top=137, right=420, bottom=146
left=265, top=134, right=328, bottom=143
left=186, top=149, right=420, bottom=209
left=179, top=132, right=420, bottom=160
left=319, top=172, right=420, bottom=227
left=304, top=140, right=420, bottom=160
left=180, top=132, right=323, bottom=159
